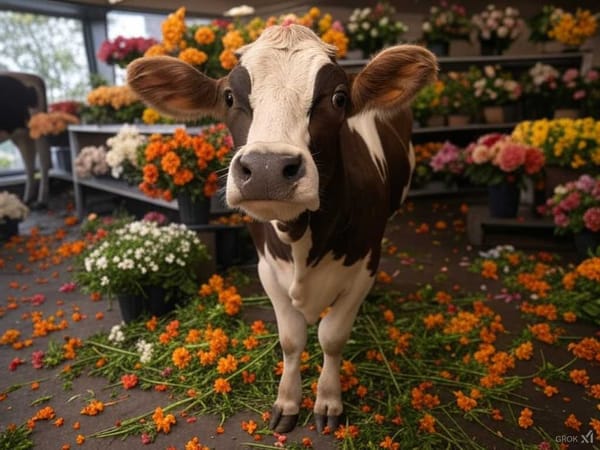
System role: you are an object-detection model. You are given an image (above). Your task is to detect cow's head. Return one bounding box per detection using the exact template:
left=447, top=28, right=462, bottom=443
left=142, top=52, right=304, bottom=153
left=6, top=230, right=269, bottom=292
left=128, top=25, right=436, bottom=222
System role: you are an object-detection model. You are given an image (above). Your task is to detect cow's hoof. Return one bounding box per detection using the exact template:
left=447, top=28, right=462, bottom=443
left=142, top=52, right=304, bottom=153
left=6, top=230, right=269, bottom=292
left=269, top=405, right=298, bottom=433
left=315, top=413, right=341, bottom=433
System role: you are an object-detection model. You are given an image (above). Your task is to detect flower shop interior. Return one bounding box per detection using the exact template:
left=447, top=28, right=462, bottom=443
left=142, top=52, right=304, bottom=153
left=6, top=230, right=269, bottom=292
left=1, top=0, right=600, bottom=449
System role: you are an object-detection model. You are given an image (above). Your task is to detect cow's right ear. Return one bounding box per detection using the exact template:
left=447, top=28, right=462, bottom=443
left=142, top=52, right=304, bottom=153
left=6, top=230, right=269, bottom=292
left=127, top=56, right=226, bottom=121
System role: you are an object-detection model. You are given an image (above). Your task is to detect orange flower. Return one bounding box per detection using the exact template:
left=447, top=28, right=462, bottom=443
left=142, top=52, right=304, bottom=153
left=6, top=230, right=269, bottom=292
left=143, top=164, right=159, bottom=184
left=562, top=311, right=577, bottom=323
left=514, top=341, right=533, bottom=360
left=423, top=313, right=444, bottom=329
left=217, top=354, right=238, bottom=374
left=194, top=26, right=215, bottom=45
left=333, top=424, right=359, bottom=440
left=564, top=413, right=582, bottom=431
left=173, top=168, right=194, bottom=185
left=80, top=399, right=104, bottom=416
left=153, top=406, right=176, bottom=434
left=241, top=420, right=257, bottom=435
left=185, top=436, right=210, bottom=450
left=518, top=408, right=533, bottom=429
left=213, top=377, right=232, bottom=394
left=121, top=373, right=138, bottom=389
left=529, top=323, right=557, bottom=344
left=454, top=390, right=477, bottom=412
left=76, top=434, right=85, bottom=445
left=569, top=369, right=590, bottom=386
left=481, top=260, right=498, bottom=279
left=418, top=413, right=436, bottom=433
left=567, top=337, right=600, bottom=362
left=161, top=151, right=181, bottom=175
left=411, top=382, right=440, bottom=410
left=172, top=347, right=192, bottom=369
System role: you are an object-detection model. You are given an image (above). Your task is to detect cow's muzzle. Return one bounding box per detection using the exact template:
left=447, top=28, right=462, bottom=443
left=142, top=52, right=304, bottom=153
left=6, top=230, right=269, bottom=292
left=231, top=150, right=306, bottom=201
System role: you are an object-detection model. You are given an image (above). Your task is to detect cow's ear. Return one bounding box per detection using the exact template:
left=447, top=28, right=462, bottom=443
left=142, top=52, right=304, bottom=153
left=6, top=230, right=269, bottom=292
left=351, top=45, right=438, bottom=115
left=127, top=56, right=226, bottom=120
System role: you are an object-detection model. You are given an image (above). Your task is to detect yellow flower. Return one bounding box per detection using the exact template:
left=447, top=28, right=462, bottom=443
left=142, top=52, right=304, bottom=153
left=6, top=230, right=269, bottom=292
left=162, top=7, right=187, bottom=51
left=222, top=30, right=245, bottom=50
left=219, top=49, right=238, bottom=70
left=549, top=9, right=598, bottom=47
left=144, top=43, right=167, bottom=57
left=321, top=28, right=348, bottom=58
left=309, top=7, right=321, bottom=19
left=142, top=108, right=160, bottom=124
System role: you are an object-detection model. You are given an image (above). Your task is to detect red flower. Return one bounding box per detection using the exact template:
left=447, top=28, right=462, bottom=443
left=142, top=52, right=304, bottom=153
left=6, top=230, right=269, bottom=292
left=121, top=373, right=138, bottom=389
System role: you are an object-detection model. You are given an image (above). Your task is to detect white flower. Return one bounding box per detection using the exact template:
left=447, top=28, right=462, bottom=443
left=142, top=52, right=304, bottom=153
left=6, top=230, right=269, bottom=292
left=0, top=191, right=29, bottom=221
left=422, top=22, right=432, bottom=32
left=136, top=339, right=154, bottom=364
left=484, top=66, right=496, bottom=78
left=360, top=8, right=371, bottom=19
left=361, top=21, right=371, bottom=30
left=497, top=26, right=508, bottom=38
left=370, top=28, right=379, bottom=38
left=100, top=276, right=109, bottom=286
left=108, top=324, right=125, bottom=343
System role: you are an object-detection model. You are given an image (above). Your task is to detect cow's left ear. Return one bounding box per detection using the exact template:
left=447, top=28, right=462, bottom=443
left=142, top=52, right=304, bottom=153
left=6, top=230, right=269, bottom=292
left=351, top=45, right=438, bottom=115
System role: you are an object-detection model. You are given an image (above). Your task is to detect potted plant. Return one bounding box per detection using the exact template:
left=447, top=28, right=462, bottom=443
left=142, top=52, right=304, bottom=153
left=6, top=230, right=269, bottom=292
left=429, top=141, right=466, bottom=187
left=553, top=67, right=587, bottom=119
left=0, top=191, right=29, bottom=240
left=74, top=146, right=109, bottom=179
left=421, top=1, right=471, bottom=56
left=547, top=8, right=598, bottom=51
left=472, top=4, right=525, bottom=55
left=138, top=124, right=234, bottom=225
left=472, top=65, right=522, bottom=124
left=97, top=36, right=158, bottom=68
left=105, top=124, right=147, bottom=183
left=442, top=69, right=477, bottom=125
left=464, top=133, right=545, bottom=218
left=520, top=62, right=560, bottom=119
left=80, top=84, right=146, bottom=124
left=545, top=174, right=600, bottom=259
left=412, top=80, right=447, bottom=127
left=76, top=219, right=210, bottom=322
left=346, top=2, right=408, bottom=58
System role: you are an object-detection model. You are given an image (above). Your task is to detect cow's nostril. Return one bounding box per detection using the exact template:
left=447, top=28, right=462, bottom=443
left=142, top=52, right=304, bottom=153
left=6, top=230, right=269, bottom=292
left=282, top=156, right=303, bottom=181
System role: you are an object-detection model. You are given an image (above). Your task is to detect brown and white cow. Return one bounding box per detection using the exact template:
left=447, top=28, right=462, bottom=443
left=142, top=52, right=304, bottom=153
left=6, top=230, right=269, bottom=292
left=128, top=24, right=437, bottom=433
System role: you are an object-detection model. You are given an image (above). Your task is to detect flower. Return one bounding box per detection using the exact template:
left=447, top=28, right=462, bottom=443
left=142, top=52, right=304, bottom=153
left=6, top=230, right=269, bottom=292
left=346, top=2, right=407, bottom=57
left=528, top=5, right=563, bottom=43
left=545, top=174, right=600, bottom=235
left=472, top=4, right=525, bottom=53
left=464, top=133, right=545, bottom=187
left=74, top=146, right=109, bottom=179
left=138, top=124, right=233, bottom=202
left=512, top=118, right=600, bottom=170
left=0, top=191, right=29, bottom=222
left=548, top=8, right=598, bottom=47
left=421, top=1, right=471, bottom=44
left=27, top=111, right=79, bottom=139
left=152, top=406, right=176, bottom=433
left=75, top=220, right=209, bottom=299
left=97, top=36, right=157, bottom=68
left=81, top=85, right=145, bottom=124
left=121, top=373, right=139, bottom=389
left=105, top=124, right=147, bottom=180
left=429, top=141, right=466, bottom=185
left=144, top=6, right=347, bottom=82
left=472, top=65, right=522, bottom=106
left=441, top=69, right=478, bottom=116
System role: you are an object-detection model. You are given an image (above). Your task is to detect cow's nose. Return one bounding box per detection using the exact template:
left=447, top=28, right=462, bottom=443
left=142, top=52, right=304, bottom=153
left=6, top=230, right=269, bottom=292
left=233, top=152, right=306, bottom=201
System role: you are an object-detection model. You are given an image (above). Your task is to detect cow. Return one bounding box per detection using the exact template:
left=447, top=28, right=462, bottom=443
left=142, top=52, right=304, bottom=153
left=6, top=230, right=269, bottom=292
left=127, top=24, right=437, bottom=433
left=0, top=72, right=51, bottom=207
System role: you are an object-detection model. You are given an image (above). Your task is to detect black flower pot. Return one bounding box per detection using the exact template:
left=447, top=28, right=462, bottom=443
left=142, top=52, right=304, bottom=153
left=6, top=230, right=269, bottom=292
left=117, top=286, right=178, bottom=323
left=0, top=219, right=19, bottom=241
left=117, top=292, right=146, bottom=323
left=488, top=182, right=520, bottom=218
left=574, top=230, right=600, bottom=261
left=177, top=193, right=210, bottom=225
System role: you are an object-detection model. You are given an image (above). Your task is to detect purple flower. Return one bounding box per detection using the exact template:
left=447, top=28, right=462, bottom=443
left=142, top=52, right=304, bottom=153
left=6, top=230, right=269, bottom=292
left=575, top=174, right=596, bottom=192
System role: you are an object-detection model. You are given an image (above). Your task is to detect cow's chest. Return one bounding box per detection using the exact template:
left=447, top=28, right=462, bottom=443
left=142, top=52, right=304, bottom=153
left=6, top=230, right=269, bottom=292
left=258, top=227, right=375, bottom=324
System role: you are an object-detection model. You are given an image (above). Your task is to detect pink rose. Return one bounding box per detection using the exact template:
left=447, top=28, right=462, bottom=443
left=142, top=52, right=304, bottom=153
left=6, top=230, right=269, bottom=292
left=471, top=144, right=494, bottom=164
left=560, top=192, right=581, bottom=211
left=554, top=212, right=570, bottom=228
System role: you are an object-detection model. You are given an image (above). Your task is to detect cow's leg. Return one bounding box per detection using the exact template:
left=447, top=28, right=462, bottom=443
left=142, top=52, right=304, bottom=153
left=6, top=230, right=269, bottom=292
left=314, top=277, right=373, bottom=432
left=35, top=137, right=50, bottom=206
left=257, top=258, right=307, bottom=433
left=11, top=129, right=36, bottom=204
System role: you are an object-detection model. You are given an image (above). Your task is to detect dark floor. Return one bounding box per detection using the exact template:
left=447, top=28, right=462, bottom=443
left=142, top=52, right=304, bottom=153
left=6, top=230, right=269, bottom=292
left=0, top=185, right=595, bottom=449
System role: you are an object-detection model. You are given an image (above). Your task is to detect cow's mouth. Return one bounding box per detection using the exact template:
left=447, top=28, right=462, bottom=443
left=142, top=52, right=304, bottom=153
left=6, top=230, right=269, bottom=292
left=231, top=198, right=318, bottom=222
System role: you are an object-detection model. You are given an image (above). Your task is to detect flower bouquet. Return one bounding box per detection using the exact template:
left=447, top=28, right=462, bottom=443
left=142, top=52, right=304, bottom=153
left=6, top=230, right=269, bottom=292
left=473, top=65, right=522, bottom=106
left=421, top=1, right=471, bottom=55
left=553, top=67, right=587, bottom=114
left=0, top=191, right=28, bottom=240
left=97, top=36, right=158, bottom=68
left=74, top=146, right=109, bottom=179
left=547, top=8, right=598, bottom=49
left=429, top=141, right=466, bottom=185
left=411, top=142, right=443, bottom=188
left=472, top=4, right=525, bottom=55
left=520, top=62, right=559, bottom=119
left=442, top=69, right=478, bottom=121
left=465, top=133, right=545, bottom=217
left=105, top=124, right=147, bottom=182
left=27, top=111, right=79, bottom=140
left=76, top=220, right=210, bottom=318
left=80, top=85, right=145, bottom=124
left=138, top=124, right=233, bottom=208
left=464, top=133, right=545, bottom=187
left=546, top=175, right=600, bottom=235
left=346, top=2, right=407, bottom=57
left=412, top=79, right=447, bottom=127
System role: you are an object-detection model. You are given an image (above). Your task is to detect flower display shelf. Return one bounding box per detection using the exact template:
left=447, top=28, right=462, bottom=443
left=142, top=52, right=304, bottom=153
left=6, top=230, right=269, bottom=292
left=466, top=204, right=572, bottom=250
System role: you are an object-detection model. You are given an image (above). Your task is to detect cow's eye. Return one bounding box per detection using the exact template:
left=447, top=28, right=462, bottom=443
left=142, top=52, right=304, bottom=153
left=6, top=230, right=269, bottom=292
left=225, top=90, right=234, bottom=108
left=332, top=91, right=347, bottom=109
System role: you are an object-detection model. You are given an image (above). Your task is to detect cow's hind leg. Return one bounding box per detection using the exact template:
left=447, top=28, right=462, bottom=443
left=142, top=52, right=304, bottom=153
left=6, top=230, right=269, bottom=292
left=258, top=259, right=307, bottom=433
left=314, top=278, right=373, bottom=432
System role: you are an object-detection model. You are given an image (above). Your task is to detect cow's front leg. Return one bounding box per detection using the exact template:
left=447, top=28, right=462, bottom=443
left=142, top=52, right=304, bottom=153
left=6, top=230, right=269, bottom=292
left=258, top=259, right=307, bottom=433
left=315, top=280, right=373, bottom=432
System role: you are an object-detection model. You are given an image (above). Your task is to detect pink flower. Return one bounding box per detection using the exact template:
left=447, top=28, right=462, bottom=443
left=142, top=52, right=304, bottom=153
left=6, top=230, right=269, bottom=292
left=562, top=68, right=579, bottom=83
left=560, top=192, right=581, bottom=211
left=59, top=282, right=76, bottom=293
left=9, top=357, right=25, bottom=371
left=573, top=89, right=586, bottom=100
left=585, top=69, right=599, bottom=82
left=575, top=175, right=596, bottom=193
left=478, top=133, right=503, bottom=147
left=495, top=142, right=526, bottom=172
left=583, top=207, right=600, bottom=232
left=554, top=212, right=570, bottom=228
left=141, top=433, right=152, bottom=445
left=31, top=350, right=45, bottom=369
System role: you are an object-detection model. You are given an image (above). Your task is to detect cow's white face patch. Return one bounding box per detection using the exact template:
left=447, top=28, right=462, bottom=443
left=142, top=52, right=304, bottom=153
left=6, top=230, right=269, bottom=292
left=225, top=26, right=337, bottom=222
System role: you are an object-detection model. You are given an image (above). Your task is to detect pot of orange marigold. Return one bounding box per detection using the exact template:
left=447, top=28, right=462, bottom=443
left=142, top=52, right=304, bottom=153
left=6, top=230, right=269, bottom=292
left=138, top=123, right=234, bottom=226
